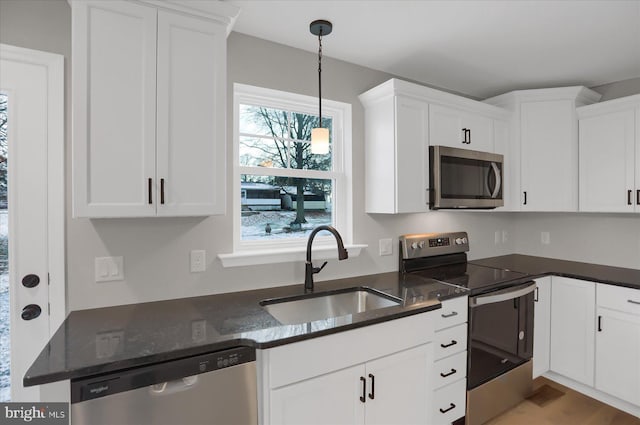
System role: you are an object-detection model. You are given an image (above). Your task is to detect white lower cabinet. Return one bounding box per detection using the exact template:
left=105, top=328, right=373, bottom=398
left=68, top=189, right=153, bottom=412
left=259, top=299, right=469, bottom=425
left=532, top=277, right=551, bottom=378
left=595, top=284, right=640, bottom=406
left=259, top=312, right=436, bottom=425
left=549, top=276, right=596, bottom=386
left=432, top=296, right=468, bottom=425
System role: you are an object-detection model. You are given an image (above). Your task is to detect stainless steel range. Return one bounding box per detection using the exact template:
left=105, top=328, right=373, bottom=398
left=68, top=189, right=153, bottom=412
left=399, top=232, right=535, bottom=425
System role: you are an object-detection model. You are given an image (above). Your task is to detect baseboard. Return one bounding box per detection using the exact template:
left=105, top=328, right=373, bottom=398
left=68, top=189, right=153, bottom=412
left=543, top=371, right=640, bottom=418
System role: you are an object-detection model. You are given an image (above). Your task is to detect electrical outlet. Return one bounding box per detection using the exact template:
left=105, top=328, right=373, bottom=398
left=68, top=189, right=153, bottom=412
left=95, top=256, right=124, bottom=282
left=502, top=230, right=508, bottom=244
left=95, top=330, right=124, bottom=359
left=541, top=231, right=551, bottom=245
left=190, top=250, right=206, bottom=272
left=379, top=238, right=393, bottom=256
left=191, top=320, right=207, bottom=342
left=494, top=231, right=500, bottom=245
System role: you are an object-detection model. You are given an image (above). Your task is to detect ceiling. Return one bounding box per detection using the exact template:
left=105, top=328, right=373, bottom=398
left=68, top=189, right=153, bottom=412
left=226, top=0, right=640, bottom=99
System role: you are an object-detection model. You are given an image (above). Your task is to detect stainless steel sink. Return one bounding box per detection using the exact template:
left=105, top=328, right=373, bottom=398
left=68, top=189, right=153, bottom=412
left=261, top=287, right=402, bottom=325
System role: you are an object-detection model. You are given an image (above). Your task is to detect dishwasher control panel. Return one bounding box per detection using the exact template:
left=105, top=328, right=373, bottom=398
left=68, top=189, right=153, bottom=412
left=71, top=346, right=256, bottom=403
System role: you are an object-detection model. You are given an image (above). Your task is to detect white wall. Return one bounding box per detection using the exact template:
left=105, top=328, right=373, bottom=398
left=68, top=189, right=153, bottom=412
left=513, top=213, right=640, bottom=269
left=1, top=0, right=637, bottom=312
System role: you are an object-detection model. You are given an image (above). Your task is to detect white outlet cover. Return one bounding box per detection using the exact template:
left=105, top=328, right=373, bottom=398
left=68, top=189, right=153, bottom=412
left=379, top=238, right=393, bottom=256
left=541, top=232, right=551, bottom=245
left=95, top=256, right=124, bottom=282
left=190, top=250, right=206, bottom=272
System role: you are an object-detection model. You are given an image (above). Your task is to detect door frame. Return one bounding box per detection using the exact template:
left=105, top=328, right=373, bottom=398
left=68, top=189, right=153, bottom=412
left=1, top=43, right=65, bottom=397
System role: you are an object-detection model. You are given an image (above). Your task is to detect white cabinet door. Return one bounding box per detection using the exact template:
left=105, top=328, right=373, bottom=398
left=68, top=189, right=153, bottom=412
left=156, top=11, right=226, bottom=216
left=595, top=308, right=640, bottom=406
left=579, top=109, right=636, bottom=212
left=521, top=100, right=578, bottom=211
left=395, top=96, right=430, bottom=213
left=550, top=277, right=596, bottom=386
left=365, top=344, right=431, bottom=425
left=72, top=0, right=157, bottom=217
left=270, top=364, right=365, bottom=425
left=533, top=277, right=552, bottom=378
left=429, top=104, right=493, bottom=152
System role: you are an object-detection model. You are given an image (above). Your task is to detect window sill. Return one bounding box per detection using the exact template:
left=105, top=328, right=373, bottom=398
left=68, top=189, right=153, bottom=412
left=218, top=244, right=367, bottom=268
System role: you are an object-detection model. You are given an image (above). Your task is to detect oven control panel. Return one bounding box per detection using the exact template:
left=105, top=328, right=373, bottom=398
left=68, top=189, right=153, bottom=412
left=399, top=232, right=469, bottom=259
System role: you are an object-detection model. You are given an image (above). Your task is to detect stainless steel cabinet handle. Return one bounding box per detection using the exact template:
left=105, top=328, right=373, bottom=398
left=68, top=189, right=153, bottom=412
left=441, top=311, right=458, bottom=318
left=628, top=299, right=640, bottom=305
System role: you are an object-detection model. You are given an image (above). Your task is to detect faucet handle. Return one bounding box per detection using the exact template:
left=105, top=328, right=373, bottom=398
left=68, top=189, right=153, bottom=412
left=313, top=261, right=328, bottom=274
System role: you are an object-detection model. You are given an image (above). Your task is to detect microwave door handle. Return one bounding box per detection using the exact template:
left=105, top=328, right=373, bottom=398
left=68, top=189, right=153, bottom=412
left=470, top=283, right=537, bottom=307
left=490, top=162, right=501, bottom=199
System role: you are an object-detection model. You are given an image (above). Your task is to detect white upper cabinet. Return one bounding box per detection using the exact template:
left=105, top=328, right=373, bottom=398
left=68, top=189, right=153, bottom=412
left=71, top=0, right=237, bottom=218
left=578, top=95, right=640, bottom=213
left=360, top=78, right=508, bottom=214
left=485, top=87, right=601, bottom=212
left=430, top=104, right=494, bottom=152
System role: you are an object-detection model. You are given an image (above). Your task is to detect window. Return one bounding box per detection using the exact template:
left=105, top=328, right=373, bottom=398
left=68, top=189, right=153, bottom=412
left=233, top=84, right=352, bottom=254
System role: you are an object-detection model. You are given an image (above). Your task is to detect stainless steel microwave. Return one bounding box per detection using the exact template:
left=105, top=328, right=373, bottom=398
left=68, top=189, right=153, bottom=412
left=429, top=145, right=504, bottom=209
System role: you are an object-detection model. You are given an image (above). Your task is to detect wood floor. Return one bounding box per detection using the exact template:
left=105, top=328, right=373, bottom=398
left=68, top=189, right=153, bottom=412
left=485, top=377, right=640, bottom=425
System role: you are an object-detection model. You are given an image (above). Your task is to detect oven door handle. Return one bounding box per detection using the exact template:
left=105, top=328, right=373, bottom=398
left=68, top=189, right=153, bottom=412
left=470, top=282, right=537, bottom=307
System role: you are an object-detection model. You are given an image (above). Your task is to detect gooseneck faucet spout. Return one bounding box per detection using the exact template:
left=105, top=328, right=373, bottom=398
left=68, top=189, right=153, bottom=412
left=305, top=225, right=349, bottom=292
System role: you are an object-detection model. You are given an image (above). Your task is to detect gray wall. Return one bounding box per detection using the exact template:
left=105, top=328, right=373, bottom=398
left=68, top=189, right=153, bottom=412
left=0, top=0, right=638, bottom=312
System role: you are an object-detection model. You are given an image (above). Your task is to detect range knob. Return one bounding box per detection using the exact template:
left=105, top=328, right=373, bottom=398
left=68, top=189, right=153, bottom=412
left=410, top=242, right=419, bottom=250
left=455, top=238, right=464, bottom=245
left=418, top=241, right=426, bottom=248
left=462, top=237, right=468, bottom=244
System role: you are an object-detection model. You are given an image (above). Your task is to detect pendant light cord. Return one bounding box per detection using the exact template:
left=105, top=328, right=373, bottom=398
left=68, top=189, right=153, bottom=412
left=317, top=29, right=323, bottom=126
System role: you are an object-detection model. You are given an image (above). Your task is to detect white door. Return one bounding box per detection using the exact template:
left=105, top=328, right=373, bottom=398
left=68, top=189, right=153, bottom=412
left=156, top=10, right=226, bottom=216
left=0, top=44, right=64, bottom=402
left=533, top=277, right=551, bottom=378
left=364, top=344, right=431, bottom=425
left=429, top=104, right=466, bottom=148
left=521, top=100, right=578, bottom=211
left=579, top=109, right=636, bottom=212
left=549, top=277, right=595, bottom=386
left=395, top=96, right=429, bottom=213
left=71, top=0, right=157, bottom=218
left=270, top=364, right=365, bottom=425
left=595, top=308, right=640, bottom=405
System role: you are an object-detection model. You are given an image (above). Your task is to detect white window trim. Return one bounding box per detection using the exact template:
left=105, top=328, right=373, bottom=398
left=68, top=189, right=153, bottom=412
left=218, top=83, right=365, bottom=267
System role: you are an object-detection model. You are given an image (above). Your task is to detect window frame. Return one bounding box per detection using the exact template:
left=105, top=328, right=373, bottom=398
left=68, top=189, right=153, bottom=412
left=232, top=83, right=353, bottom=256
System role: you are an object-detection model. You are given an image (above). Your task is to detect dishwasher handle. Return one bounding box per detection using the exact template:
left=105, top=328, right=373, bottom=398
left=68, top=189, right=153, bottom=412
left=470, top=282, right=536, bottom=307
left=149, top=375, right=199, bottom=396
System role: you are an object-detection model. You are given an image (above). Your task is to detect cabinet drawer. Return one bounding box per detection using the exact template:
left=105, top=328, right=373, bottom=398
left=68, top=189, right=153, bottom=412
left=435, top=323, right=467, bottom=360
left=432, top=351, right=467, bottom=390
left=435, top=297, right=468, bottom=331
left=433, top=379, right=466, bottom=425
left=598, top=284, right=640, bottom=315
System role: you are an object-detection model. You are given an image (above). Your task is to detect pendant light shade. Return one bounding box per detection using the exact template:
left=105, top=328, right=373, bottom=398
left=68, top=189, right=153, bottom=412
left=311, top=127, right=330, bottom=154
left=310, top=19, right=332, bottom=155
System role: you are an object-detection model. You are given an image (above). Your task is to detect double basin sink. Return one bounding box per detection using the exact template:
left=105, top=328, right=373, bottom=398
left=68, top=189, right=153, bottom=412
left=261, top=287, right=403, bottom=325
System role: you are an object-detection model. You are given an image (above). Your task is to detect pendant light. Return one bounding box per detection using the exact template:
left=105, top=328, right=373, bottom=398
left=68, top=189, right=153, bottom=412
left=310, top=19, right=332, bottom=155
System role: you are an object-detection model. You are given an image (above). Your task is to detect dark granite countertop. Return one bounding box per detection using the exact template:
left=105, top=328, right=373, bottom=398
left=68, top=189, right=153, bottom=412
left=469, top=254, right=640, bottom=290
left=25, top=271, right=464, bottom=387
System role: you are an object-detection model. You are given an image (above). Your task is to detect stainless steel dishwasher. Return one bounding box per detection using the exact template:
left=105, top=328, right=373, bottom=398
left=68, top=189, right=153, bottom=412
left=70, top=346, right=258, bottom=425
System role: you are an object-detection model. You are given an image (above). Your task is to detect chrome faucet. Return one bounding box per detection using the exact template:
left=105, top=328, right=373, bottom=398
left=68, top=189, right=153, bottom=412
left=305, top=225, right=349, bottom=292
